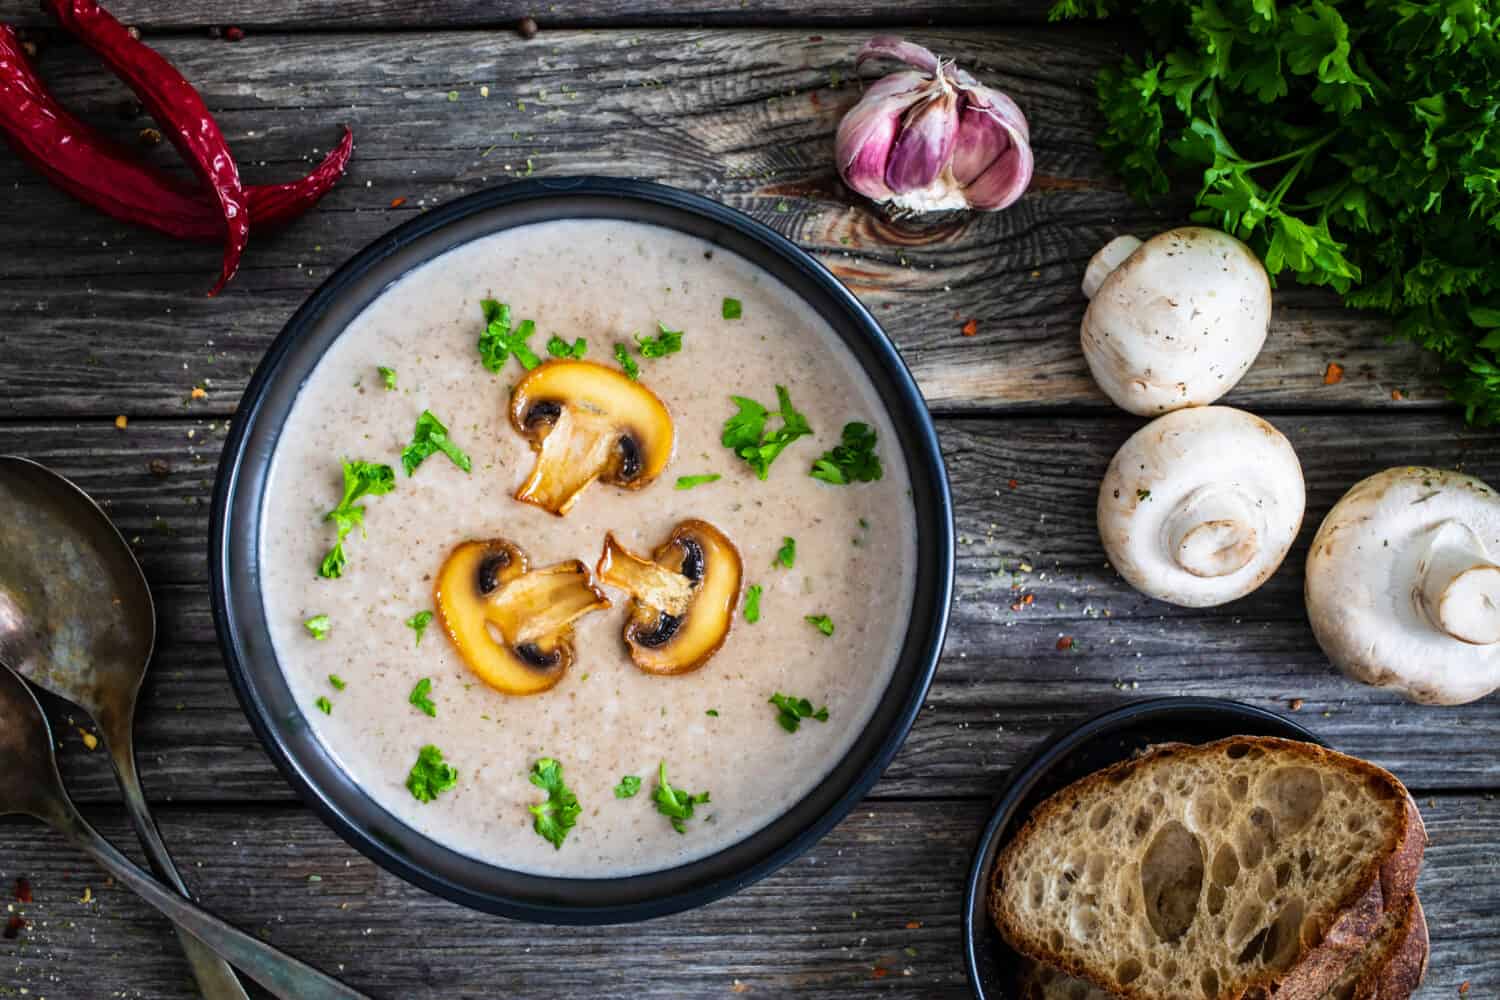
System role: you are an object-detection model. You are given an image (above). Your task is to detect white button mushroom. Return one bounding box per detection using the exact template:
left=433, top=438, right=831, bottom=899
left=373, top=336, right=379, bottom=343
left=1098, top=406, right=1305, bottom=607
left=1081, top=227, right=1272, bottom=416
left=1306, top=467, right=1500, bottom=705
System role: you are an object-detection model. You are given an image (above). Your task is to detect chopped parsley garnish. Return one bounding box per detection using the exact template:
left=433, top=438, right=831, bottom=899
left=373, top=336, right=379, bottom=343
left=408, top=678, right=437, bottom=717
left=314, top=696, right=332, bottom=715
left=722, top=297, right=742, bottom=320
left=406, top=745, right=458, bottom=803
left=721, top=385, right=812, bottom=480
left=675, top=473, right=721, bottom=490
left=635, top=322, right=683, bottom=358
left=303, top=614, right=331, bottom=640
left=652, top=761, right=710, bottom=834
left=805, top=614, right=835, bottom=636
left=401, top=409, right=471, bottom=477
left=528, top=758, right=581, bottom=849
left=769, top=692, right=829, bottom=733
left=744, top=584, right=763, bottom=623
left=614, top=775, right=642, bottom=799
left=811, top=422, right=883, bottom=485
left=546, top=335, right=588, bottom=359
left=774, top=536, right=796, bottom=569
left=328, top=674, right=347, bottom=691
left=405, top=610, right=434, bottom=645
left=478, top=299, right=541, bottom=372
left=706, top=709, right=719, bottom=717
left=613, top=343, right=640, bottom=380
left=318, top=460, right=395, bottom=579
left=378, top=366, right=397, bottom=390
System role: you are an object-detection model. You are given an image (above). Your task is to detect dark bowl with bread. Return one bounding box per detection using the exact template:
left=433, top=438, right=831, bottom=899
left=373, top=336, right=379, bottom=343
left=964, top=698, right=1430, bottom=1000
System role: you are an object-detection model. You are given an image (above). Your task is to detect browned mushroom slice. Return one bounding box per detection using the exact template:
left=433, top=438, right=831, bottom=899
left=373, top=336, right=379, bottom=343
left=434, top=538, right=610, bottom=695
left=596, top=519, right=742, bottom=675
left=509, top=360, right=674, bottom=516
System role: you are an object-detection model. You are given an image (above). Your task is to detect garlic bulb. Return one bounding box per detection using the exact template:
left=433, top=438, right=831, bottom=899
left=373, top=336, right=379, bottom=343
left=835, top=36, right=1033, bottom=214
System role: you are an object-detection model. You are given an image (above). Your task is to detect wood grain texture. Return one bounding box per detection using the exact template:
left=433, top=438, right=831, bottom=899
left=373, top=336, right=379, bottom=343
left=1, top=796, right=1494, bottom=999
left=8, top=412, right=1498, bottom=805
left=0, top=27, right=1446, bottom=419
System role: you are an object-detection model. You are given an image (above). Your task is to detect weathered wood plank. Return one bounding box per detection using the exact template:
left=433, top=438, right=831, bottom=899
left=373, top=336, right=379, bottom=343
left=1, top=797, right=1493, bottom=999
left=0, top=28, right=1443, bottom=418
left=9, top=411, right=1500, bottom=803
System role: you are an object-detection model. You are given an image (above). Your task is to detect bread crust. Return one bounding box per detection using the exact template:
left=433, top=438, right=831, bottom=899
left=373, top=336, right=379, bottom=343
left=1343, top=895, right=1429, bottom=1000
left=988, top=737, right=1422, bottom=1000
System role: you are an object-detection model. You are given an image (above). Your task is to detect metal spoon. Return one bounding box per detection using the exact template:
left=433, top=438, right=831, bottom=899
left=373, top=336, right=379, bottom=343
left=0, top=662, right=371, bottom=1000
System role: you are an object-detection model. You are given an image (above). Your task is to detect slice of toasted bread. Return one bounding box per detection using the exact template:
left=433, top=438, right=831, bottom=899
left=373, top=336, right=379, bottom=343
left=1320, top=893, right=1429, bottom=1000
left=1017, top=958, right=1115, bottom=1000
left=990, top=737, right=1425, bottom=1000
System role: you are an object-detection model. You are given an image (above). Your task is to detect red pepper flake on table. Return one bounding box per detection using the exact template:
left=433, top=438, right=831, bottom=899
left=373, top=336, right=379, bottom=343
left=961, top=318, right=979, bottom=336
left=3, top=915, right=24, bottom=939
left=13, top=877, right=31, bottom=903
left=1323, top=361, right=1345, bottom=385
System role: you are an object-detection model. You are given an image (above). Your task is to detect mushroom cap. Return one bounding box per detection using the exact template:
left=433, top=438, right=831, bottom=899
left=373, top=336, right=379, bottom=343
left=1098, top=406, right=1304, bottom=607
left=1306, top=467, right=1500, bottom=705
left=1081, top=227, right=1271, bottom=416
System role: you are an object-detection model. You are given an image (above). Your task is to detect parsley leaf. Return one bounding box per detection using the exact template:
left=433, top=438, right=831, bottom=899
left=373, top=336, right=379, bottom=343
left=652, top=761, right=710, bottom=834
left=303, top=614, right=331, bottom=640
left=722, top=297, right=743, bottom=320
left=405, top=610, right=434, bottom=645
left=675, top=473, right=721, bottom=490
left=774, top=537, right=796, bottom=569
left=721, top=385, right=812, bottom=479
left=318, top=460, right=395, bottom=579
left=706, top=709, right=719, bottom=717
left=528, top=758, right=581, bottom=849
left=805, top=614, right=834, bottom=636
left=328, top=674, right=346, bottom=691
left=408, top=678, right=437, bottom=717
left=744, top=584, right=763, bottom=623
left=315, top=696, right=332, bottom=715
left=613, top=343, right=640, bottom=380
left=478, top=299, right=542, bottom=372
left=546, top=335, right=588, bottom=359
left=769, top=692, right=829, bottom=733
left=811, top=422, right=883, bottom=485
left=401, top=410, right=471, bottom=477
left=614, top=774, right=642, bottom=798
left=635, top=322, right=684, bottom=358
left=378, top=366, right=397, bottom=390
left=406, top=745, right=458, bottom=803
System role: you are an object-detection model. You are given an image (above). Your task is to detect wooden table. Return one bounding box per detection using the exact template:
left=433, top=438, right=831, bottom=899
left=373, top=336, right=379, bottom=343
left=1, top=2, right=1496, bottom=997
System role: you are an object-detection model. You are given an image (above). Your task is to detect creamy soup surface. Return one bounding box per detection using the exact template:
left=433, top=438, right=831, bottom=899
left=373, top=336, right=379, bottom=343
left=259, top=219, right=917, bottom=877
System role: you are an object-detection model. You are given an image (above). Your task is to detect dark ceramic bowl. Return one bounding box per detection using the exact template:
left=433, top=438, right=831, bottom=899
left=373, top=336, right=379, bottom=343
left=963, top=697, right=1325, bottom=998
left=210, top=177, right=954, bottom=924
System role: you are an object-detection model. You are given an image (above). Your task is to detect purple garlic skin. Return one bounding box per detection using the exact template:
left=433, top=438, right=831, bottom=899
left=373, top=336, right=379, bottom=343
left=835, top=36, right=1034, bottom=214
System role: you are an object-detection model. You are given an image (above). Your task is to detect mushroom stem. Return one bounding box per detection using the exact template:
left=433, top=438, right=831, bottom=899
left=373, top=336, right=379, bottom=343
left=1162, top=486, right=1260, bottom=579
left=1416, top=520, right=1500, bottom=646
left=1081, top=234, right=1143, bottom=299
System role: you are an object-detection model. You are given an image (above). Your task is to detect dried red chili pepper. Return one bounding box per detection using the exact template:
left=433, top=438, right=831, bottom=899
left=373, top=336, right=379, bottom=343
left=44, top=0, right=249, bottom=295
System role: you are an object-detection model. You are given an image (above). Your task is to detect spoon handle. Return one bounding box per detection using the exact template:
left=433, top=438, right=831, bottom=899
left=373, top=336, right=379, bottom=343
left=56, top=807, right=373, bottom=1000
left=106, top=732, right=252, bottom=1000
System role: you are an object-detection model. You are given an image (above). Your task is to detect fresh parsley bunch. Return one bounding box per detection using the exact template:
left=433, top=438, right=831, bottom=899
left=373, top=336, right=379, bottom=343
left=1056, top=0, right=1500, bottom=423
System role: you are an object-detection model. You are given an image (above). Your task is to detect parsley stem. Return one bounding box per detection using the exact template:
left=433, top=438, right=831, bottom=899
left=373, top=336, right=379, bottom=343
left=1237, top=131, right=1338, bottom=173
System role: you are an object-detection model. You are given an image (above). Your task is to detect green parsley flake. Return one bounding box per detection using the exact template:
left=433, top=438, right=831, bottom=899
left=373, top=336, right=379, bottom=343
left=408, top=678, right=437, bottom=717
left=652, top=761, right=710, bottom=834
left=613, top=343, right=640, bottom=380
left=546, top=335, right=588, bottom=359
left=675, top=473, right=721, bottom=490
left=744, top=584, right=763, bottom=623
left=805, top=614, right=835, bottom=636
left=722, top=297, right=743, bottom=320
left=318, top=460, right=395, bottom=579
left=478, top=300, right=542, bottom=372
left=528, top=758, right=581, bottom=849
left=774, top=536, right=796, bottom=569
left=721, top=385, right=812, bottom=480
left=811, top=422, right=883, bottom=485
left=769, top=692, right=829, bottom=733
left=328, top=674, right=347, bottom=691
left=406, top=745, right=458, bottom=803
left=378, top=366, right=397, bottom=390
left=406, top=610, right=434, bottom=645
left=614, top=774, right=642, bottom=798
left=635, top=323, right=684, bottom=358
left=706, top=709, right=719, bottom=717
left=401, top=410, right=472, bottom=477
left=315, top=696, right=333, bottom=715
left=303, top=614, right=331, bottom=640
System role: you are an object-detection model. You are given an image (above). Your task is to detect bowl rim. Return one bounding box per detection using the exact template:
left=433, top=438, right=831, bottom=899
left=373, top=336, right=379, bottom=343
left=209, top=176, right=955, bottom=924
left=961, top=696, right=1325, bottom=998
